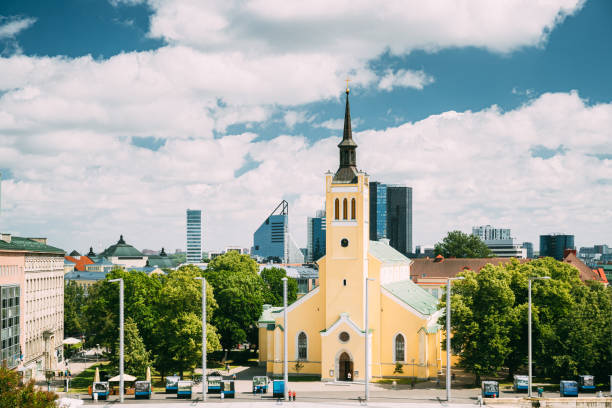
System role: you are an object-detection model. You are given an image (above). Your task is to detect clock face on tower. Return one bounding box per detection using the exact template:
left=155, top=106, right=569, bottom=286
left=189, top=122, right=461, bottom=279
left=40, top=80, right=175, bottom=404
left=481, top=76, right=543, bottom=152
left=341, top=238, right=349, bottom=247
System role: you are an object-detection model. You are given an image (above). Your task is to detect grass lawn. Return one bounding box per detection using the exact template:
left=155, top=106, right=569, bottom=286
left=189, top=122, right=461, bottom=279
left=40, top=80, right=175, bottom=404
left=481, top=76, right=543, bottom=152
left=68, top=362, right=109, bottom=393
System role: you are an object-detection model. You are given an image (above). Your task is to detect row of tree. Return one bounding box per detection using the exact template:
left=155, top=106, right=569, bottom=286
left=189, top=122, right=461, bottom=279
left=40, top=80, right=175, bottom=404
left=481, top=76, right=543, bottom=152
left=64, top=252, right=298, bottom=378
left=441, top=257, right=611, bottom=383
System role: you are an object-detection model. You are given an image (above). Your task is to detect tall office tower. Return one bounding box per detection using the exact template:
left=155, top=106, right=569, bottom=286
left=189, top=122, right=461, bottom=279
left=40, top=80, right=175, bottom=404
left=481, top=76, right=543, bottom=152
left=540, top=234, right=575, bottom=261
left=186, top=209, right=202, bottom=263
left=369, top=182, right=387, bottom=241
left=252, top=200, right=304, bottom=264
left=306, top=209, right=326, bottom=262
left=386, top=185, right=413, bottom=255
left=369, top=182, right=412, bottom=255
left=522, top=242, right=534, bottom=259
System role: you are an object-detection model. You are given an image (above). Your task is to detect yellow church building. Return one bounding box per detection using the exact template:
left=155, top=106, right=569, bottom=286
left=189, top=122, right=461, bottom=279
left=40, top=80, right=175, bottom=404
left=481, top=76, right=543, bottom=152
left=258, top=87, right=446, bottom=381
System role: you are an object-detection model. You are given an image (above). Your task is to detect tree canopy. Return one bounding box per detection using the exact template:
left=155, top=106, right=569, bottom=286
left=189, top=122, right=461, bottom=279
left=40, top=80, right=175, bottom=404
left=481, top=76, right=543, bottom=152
left=441, top=257, right=611, bottom=383
left=0, top=367, right=57, bottom=407
left=260, top=267, right=298, bottom=306
left=205, top=252, right=264, bottom=352
left=434, top=230, right=494, bottom=258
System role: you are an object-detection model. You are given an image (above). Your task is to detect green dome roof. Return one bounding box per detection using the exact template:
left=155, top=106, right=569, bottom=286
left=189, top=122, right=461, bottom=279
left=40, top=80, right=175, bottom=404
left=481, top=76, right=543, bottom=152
left=100, top=235, right=144, bottom=258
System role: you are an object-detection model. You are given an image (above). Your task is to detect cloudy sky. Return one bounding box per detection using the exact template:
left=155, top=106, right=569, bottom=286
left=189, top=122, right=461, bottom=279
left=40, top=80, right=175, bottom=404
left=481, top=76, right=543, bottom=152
left=0, top=0, right=610, bottom=254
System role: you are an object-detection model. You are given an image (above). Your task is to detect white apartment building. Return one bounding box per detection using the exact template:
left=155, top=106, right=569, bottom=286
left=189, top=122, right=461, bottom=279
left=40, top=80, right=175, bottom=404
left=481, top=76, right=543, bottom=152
left=0, top=234, right=64, bottom=381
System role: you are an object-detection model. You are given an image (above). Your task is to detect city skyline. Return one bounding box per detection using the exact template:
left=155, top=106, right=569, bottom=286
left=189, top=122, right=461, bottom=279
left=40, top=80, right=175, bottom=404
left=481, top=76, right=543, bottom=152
left=0, top=0, right=611, bottom=252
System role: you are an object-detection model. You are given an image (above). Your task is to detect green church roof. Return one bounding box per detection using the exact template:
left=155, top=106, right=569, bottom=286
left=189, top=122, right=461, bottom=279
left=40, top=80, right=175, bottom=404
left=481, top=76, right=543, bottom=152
left=369, top=240, right=411, bottom=264
left=258, top=305, right=284, bottom=324
left=100, top=235, right=144, bottom=258
left=0, top=236, right=64, bottom=255
left=382, top=279, right=438, bottom=316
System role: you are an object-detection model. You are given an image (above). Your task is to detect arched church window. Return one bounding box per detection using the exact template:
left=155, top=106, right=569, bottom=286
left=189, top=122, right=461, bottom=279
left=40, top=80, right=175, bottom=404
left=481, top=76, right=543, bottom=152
left=297, top=332, right=307, bottom=360
left=334, top=199, right=340, bottom=220
left=351, top=198, right=356, bottom=220
left=343, top=199, right=348, bottom=220
left=394, top=334, right=405, bottom=362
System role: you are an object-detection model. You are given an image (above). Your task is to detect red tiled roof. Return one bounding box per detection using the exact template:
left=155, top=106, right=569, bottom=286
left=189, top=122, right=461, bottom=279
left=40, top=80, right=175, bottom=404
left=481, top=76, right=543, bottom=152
left=562, top=252, right=606, bottom=283
left=65, top=255, right=94, bottom=271
left=411, top=257, right=528, bottom=280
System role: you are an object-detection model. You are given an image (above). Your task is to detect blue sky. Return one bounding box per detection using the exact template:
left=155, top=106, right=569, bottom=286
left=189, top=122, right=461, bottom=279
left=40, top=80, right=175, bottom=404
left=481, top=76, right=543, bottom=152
left=0, top=0, right=610, bottom=253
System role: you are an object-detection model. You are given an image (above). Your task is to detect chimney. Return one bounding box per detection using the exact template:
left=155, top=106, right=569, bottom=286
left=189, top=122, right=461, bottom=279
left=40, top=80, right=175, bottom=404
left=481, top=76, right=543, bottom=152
left=1, top=233, right=10, bottom=243
left=29, top=238, right=47, bottom=245
left=563, top=249, right=577, bottom=258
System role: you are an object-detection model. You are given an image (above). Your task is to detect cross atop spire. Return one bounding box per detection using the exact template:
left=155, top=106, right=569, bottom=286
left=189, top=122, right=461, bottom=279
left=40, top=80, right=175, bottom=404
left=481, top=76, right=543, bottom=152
left=333, top=87, right=359, bottom=184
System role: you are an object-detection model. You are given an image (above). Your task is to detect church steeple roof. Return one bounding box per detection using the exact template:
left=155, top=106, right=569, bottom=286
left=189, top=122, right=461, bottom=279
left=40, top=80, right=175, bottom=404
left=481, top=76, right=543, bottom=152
left=333, top=87, right=359, bottom=184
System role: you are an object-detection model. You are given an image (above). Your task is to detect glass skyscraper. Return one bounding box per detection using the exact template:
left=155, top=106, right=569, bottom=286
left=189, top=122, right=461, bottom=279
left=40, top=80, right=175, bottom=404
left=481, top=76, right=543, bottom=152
left=540, top=234, right=575, bottom=261
left=307, top=210, right=326, bottom=262
left=252, top=200, right=304, bottom=263
left=186, top=209, right=202, bottom=263
left=369, top=182, right=413, bottom=255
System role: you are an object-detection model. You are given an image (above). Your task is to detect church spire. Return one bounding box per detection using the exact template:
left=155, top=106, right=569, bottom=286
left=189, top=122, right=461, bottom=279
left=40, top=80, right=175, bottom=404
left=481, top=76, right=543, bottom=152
left=333, top=87, right=359, bottom=184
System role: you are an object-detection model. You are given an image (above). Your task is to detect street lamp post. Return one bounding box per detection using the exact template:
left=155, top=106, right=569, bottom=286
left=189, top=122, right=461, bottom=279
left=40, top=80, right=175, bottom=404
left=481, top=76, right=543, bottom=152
left=282, top=277, right=288, bottom=401
left=528, top=276, right=550, bottom=397
left=195, top=277, right=207, bottom=401
left=446, top=276, right=464, bottom=402
left=109, top=278, right=124, bottom=403
left=365, top=277, right=375, bottom=402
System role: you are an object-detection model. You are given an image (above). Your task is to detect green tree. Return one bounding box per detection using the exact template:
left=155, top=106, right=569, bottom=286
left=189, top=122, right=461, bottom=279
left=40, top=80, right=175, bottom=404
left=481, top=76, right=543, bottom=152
left=0, top=366, right=57, bottom=407
left=443, top=257, right=612, bottom=383
left=109, top=317, right=152, bottom=378
left=205, top=252, right=264, bottom=355
left=64, top=281, right=86, bottom=336
left=434, top=230, right=494, bottom=258
left=153, top=266, right=221, bottom=377
left=83, top=268, right=163, bottom=354
left=261, top=267, right=298, bottom=306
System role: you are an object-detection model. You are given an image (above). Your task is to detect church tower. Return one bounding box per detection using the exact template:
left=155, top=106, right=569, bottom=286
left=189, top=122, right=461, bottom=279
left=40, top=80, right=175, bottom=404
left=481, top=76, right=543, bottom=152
left=322, top=86, right=370, bottom=329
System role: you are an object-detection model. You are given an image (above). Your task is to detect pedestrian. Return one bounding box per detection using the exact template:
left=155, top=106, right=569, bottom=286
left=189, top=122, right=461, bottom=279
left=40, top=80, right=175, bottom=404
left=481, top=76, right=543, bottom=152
left=232, top=374, right=236, bottom=381
left=347, top=372, right=351, bottom=381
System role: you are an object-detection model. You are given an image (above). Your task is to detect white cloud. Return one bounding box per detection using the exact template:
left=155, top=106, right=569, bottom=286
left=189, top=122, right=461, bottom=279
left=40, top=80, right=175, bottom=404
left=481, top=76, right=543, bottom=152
left=145, top=0, right=584, bottom=56
left=378, top=69, right=434, bottom=91
left=0, top=89, right=610, bottom=252
left=283, top=110, right=311, bottom=128
left=0, top=17, right=37, bottom=39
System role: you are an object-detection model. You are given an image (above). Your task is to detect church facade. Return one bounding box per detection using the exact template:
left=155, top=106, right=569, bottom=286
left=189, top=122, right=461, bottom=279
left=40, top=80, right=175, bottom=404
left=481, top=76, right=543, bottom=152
left=258, top=88, right=445, bottom=380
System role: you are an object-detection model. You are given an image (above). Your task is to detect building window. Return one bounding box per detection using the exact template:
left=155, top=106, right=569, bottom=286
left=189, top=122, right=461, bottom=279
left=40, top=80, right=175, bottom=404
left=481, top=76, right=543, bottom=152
left=334, top=199, right=340, bottom=220
left=339, top=331, right=350, bottom=343
left=343, top=199, right=348, bottom=220
left=394, top=334, right=405, bottom=363
left=342, top=279, right=347, bottom=286
left=297, top=332, right=307, bottom=360
left=351, top=198, right=356, bottom=220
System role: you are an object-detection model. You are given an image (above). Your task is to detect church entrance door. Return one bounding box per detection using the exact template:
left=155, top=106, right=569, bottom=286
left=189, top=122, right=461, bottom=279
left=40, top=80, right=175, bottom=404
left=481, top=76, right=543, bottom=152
left=338, top=352, right=353, bottom=381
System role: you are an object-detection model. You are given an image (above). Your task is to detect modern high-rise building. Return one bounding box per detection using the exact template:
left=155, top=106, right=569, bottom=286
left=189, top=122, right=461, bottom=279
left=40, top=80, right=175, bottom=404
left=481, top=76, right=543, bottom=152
left=369, top=182, right=412, bottom=255
left=540, top=234, right=575, bottom=261
left=252, top=200, right=304, bottom=263
left=471, top=225, right=526, bottom=258
left=186, top=209, right=202, bottom=263
left=306, top=209, right=326, bottom=262
left=522, top=242, right=534, bottom=259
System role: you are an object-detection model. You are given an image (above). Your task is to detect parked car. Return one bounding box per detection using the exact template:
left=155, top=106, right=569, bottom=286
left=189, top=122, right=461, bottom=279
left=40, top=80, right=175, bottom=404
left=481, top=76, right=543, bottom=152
left=134, top=381, right=151, bottom=399
left=578, top=375, right=596, bottom=392
left=513, top=375, right=529, bottom=392
left=177, top=380, right=193, bottom=399
left=252, top=376, right=269, bottom=393
left=560, top=380, right=578, bottom=397
left=481, top=381, right=499, bottom=398
left=92, top=381, right=110, bottom=400
left=165, top=375, right=181, bottom=393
